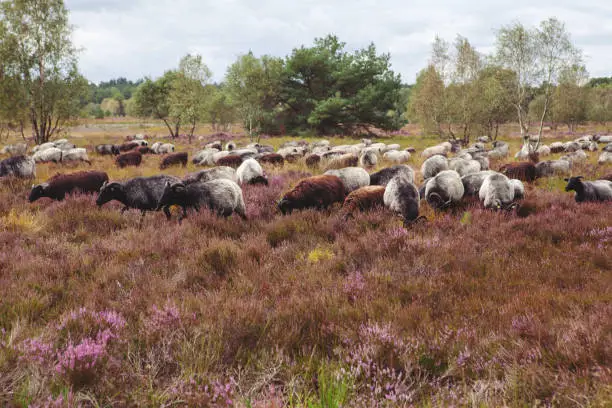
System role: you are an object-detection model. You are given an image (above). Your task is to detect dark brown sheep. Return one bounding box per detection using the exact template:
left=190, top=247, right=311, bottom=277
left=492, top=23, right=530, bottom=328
left=499, top=162, right=537, bottom=182
left=116, top=151, right=142, bottom=168
left=278, top=175, right=346, bottom=214
left=258, top=153, right=284, bottom=166
left=216, top=155, right=243, bottom=168
left=29, top=171, right=109, bottom=202
left=160, top=152, right=188, bottom=169
left=342, top=185, right=386, bottom=219
left=118, top=142, right=140, bottom=152
left=305, top=154, right=321, bottom=169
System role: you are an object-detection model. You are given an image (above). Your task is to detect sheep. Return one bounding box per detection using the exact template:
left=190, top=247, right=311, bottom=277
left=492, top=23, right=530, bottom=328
left=55, top=141, right=76, bottom=151
left=369, top=165, right=415, bottom=186
left=225, top=141, right=236, bottom=151
left=256, top=144, right=276, bottom=154
left=598, top=151, right=612, bottom=165
left=236, top=158, right=268, bottom=185
left=115, top=151, right=142, bottom=168
left=383, top=150, right=410, bottom=164
left=509, top=179, right=525, bottom=199
left=575, top=135, right=593, bottom=143
left=160, top=152, right=188, bottom=169
left=342, top=185, right=386, bottom=219
left=96, top=174, right=182, bottom=222
left=535, top=160, right=571, bottom=178
left=32, top=142, right=55, bottom=153
left=231, top=148, right=258, bottom=161
left=32, top=147, right=63, bottom=163
left=424, top=170, right=464, bottom=209
left=324, top=167, right=370, bottom=193
left=192, top=148, right=219, bottom=166
left=1, top=143, right=27, bottom=156
left=421, top=155, right=448, bottom=179
left=479, top=173, right=515, bottom=210
left=118, top=142, right=140, bottom=152
left=61, top=148, right=91, bottom=165
left=561, top=149, right=587, bottom=164
left=604, top=144, right=612, bottom=152
left=595, top=135, right=612, bottom=144
left=305, top=154, right=321, bottom=169
left=383, top=175, right=423, bottom=226
left=421, top=143, right=450, bottom=158
left=156, top=178, right=246, bottom=222
left=183, top=166, right=237, bottom=184
left=216, top=154, right=243, bottom=168
left=549, top=142, right=565, bottom=153
left=359, top=150, right=378, bottom=168
left=470, top=153, right=490, bottom=171
left=583, top=141, right=598, bottom=152
left=536, top=145, right=551, bottom=157
left=384, top=143, right=401, bottom=152
left=499, top=162, right=537, bottom=182
left=448, top=158, right=481, bottom=177
left=132, top=139, right=148, bottom=147
left=29, top=171, right=109, bottom=202
left=258, top=153, right=284, bottom=166
left=460, top=170, right=498, bottom=196
left=154, top=143, right=175, bottom=155
left=324, top=153, right=359, bottom=170
left=563, top=141, right=580, bottom=152
left=278, top=146, right=306, bottom=158
left=487, top=141, right=509, bottom=159
left=277, top=175, right=346, bottom=214
left=0, top=155, right=36, bottom=178
left=205, top=141, right=222, bottom=150
left=564, top=176, right=612, bottom=203
left=95, top=144, right=120, bottom=155
left=477, top=136, right=490, bottom=143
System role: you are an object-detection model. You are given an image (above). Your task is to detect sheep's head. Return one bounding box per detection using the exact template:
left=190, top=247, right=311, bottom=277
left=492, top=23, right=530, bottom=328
left=277, top=198, right=293, bottom=215
left=564, top=176, right=584, bottom=192
left=156, top=181, right=186, bottom=211
left=96, top=181, right=124, bottom=206
left=28, top=183, right=47, bottom=202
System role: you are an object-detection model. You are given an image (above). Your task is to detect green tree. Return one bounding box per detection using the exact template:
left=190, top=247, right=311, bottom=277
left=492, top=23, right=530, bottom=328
left=477, top=66, right=516, bottom=139
left=0, top=0, right=87, bottom=144
left=407, top=65, right=447, bottom=136
left=133, top=71, right=178, bottom=137
left=586, top=87, right=612, bottom=125
left=206, top=86, right=236, bottom=132
left=552, top=65, right=588, bottom=131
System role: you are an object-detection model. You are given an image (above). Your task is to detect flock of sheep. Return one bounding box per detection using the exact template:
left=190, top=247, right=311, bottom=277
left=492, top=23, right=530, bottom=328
left=0, top=132, right=611, bottom=227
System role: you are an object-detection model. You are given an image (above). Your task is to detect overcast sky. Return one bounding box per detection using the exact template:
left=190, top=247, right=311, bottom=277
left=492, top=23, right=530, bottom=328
left=66, top=0, right=612, bottom=84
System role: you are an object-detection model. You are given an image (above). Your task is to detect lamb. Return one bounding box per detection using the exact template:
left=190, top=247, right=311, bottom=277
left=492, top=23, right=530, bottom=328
left=156, top=179, right=247, bottom=222
left=1, top=143, right=27, bottom=156
left=420, top=155, right=448, bottom=179
left=598, top=151, right=612, bottom=165
left=383, top=176, right=423, bottom=226
left=29, top=171, right=109, bottom=202
left=564, top=176, right=612, bottom=203
left=535, top=160, right=571, bottom=178
left=160, top=152, right=188, bottom=169
left=32, top=147, right=63, bottom=163
left=258, top=153, right=284, bottom=166
left=324, top=153, right=359, bottom=170
left=324, top=167, right=370, bottom=193
left=509, top=179, right=525, bottom=199
left=236, top=158, right=268, bottom=185
left=183, top=166, right=237, bottom=184
left=95, top=144, right=120, bottom=155
left=115, top=151, right=142, bottom=168
left=448, top=158, right=481, bottom=177
left=305, top=154, right=321, bottom=168
left=383, top=150, right=410, bottom=164
left=460, top=170, right=498, bottom=196
left=359, top=150, right=378, bottom=168
left=369, top=165, right=415, bottom=186
left=0, top=155, right=36, bottom=178
left=118, top=142, right=140, bottom=152
left=479, top=173, right=516, bottom=210
left=61, top=148, right=91, bottom=165
left=277, top=175, right=346, bottom=214
left=96, top=175, right=182, bottom=221
left=215, top=154, right=243, bottom=168
left=342, top=185, right=386, bottom=218
left=499, top=162, right=537, bottom=182
left=424, top=170, right=464, bottom=209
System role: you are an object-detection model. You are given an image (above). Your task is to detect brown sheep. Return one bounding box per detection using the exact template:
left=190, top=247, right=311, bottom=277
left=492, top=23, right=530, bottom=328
left=160, top=152, right=188, bottom=169
left=118, top=142, right=140, bottom=152
left=216, top=154, right=243, bottom=168
left=116, top=151, right=142, bottom=168
left=29, top=171, right=109, bottom=202
left=258, top=153, right=284, bottom=166
left=278, top=175, right=346, bottom=214
left=305, top=154, right=321, bottom=168
left=499, top=162, right=537, bottom=182
left=342, top=185, right=386, bottom=219
left=135, top=146, right=153, bottom=154
left=324, top=153, right=359, bottom=170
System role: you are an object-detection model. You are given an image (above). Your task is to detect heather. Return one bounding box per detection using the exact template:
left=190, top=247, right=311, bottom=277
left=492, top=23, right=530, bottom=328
left=0, top=131, right=610, bottom=407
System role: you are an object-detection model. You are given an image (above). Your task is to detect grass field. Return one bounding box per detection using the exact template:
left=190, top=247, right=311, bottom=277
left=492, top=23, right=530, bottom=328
left=0, top=121, right=611, bottom=407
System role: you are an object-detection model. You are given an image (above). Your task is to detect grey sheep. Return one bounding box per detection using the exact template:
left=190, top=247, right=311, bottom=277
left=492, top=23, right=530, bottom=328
left=383, top=176, right=423, bottom=226
left=95, top=144, right=120, bottom=155
left=535, top=160, right=571, bottom=178
left=564, top=176, right=612, bottom=202
left=32, top=147, right=63, bottom=163
left=324, top=167, right=370, bottom=193
left=359, top=150, right=378, bottom=168
left=0, top=155, right=36, bottom=178
left=425, top=170, right=464, bottom=209
left=598, top=151, right=612, bottom=165
left=460, top=170, right=497, bottom=196
left=470, top=153, right=490, bottom=170
left=509, top=179, right=525, bottom=199
left=236, top=158, right=268, bottom=185
left=192, top=148, right=219, bottom=166
left=1, top=143, right=27, bottom=156
left=184, top=166, right=237, bottom=184
left=561, top=149, right=587, bottom=164
left=383, top=150, right=411, bottom=164
left=479, top=173, right=515, bottom=210
left=448, top=158, right=481, bottom=177
left=369, top=165, right=415, bottom=186
left=61, top=148, right=91, bottom=165
left=420, top=154, right=448, bottom=179
left=603, top=143, right=612, bottom=152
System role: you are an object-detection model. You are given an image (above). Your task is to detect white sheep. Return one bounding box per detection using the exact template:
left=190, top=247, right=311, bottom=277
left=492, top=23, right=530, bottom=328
left=383, top=150, right=410, bottom=164
left=1, top=143, right=27, bottom=156
left=61, top=148, right=91, bottom=165
left=236, top=158, right=267, bottom=185
left=324, top=167, right=370, bottom=193
left=383, top=175, right=422, bottom=226
left=32, top=147, right=63, bottom=163
left=421, top=155, right=448, bottom=179
left=359, top=150, right=378, bottom=168
left=448, top=158, right=481, bottom=177
left=598, top=151, right=612, bottom=165
left=479, top=173, right=515, bottom=209
left=425, top=170, right=464, bottom=209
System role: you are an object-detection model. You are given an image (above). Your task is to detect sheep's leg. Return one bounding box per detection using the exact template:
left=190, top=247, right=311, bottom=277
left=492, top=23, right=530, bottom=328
left=138, top=210, right=146, bottom=229
left=178, top=206, right=188, bottom=223
left=163, top=206, right=172, bottom=220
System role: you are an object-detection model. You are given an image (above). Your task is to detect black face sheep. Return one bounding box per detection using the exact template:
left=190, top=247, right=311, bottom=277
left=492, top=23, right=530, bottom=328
left=183, top=166, right=237, bottom=184
left=342, top=185, right=386, bottom=219
left=216, top=154, right=243, bottom=168
left=383, top=176, right=424, bottom=226
left=499, top=162, right=537, bottom=182
left=160, top=152, right=188, bottom=169
left=479, top=173, right=516, bottom=210
left=324, top=167, right=370, bottom=193
left=369, top=165, right=415, bottom=186
left=95, top=144, right=120, bottom=155
left=96, top=175, right=182, bottom=221
left=156, top=179, right=246, bottom=222
left=29, top=171, right=109, bottom=202
left=424, top=170, right=464, bottom=210
left=460, top=170, right=498, bottom=196
left=236, top=158, right=268, bottom=185
left=277, top=175, right=346, bottom=214
left=118, top=142, right=140, bottom=152
left=258, top=153, right=284, bottom=166
left=421, top=155, right=448, bottom=179
left=564, top=176, right=612, bottom=203
left=0, top=155, right=36, bottom=178
left=115, top=151, right=142, bottom=168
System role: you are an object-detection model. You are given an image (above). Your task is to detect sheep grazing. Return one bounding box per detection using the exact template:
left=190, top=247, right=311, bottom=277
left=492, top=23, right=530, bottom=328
left=383, top=176, right=423, bottom=226
left=32, top=142, right=55, bottom=153
left=305, top=154, right=321, bottom=169
left=55, top=141, right=76, bottom=151
left=29, top=171, right=109, bottom=202
left=277, top=175, right=346, bottom=214
left=487, top=141, right=509, bottom=159
left=499, top=162, right=537, bottom=182
left=156, top=179, right=247, bottom=222
left=509, top=179, right=525, bottom=200
left=470, top=153, right=490, bottom=171
left=216, top=154, right=243, bottom=168
left=448, top=158, right=481, bottom=177
left=383, top=150, right=410, bottom=164
left=596, top=135, right=612, bottom=144
left=598, top=151, right=612, bottom=165
left=152, top=143, right=175, bottom=155
left=324, top=153, right=359, bottom=170
left=96, top=175, right=182, bottom=221
left=160, top=152, right=188, bottom=169
left=0, top=155, right=36, bottom=178
left=603, top=144, right=612, bottom=152
left=115, top=151, right=142, bottom=168
left=118, top=142, right=140, bottom=152
left=183, top=166, right=237, bottom=184
left=95, top=144, right=120, bottom=155
left=535, top=160, right=571, bottom=178
left=359, top=150, right=378, bottom=168
left=421, top=155, right=448, bottom=179
left=236, top=158, right=268, bottom=185
left=342, top=185, right=386, bottom=219
left=135, top=146, right=153, bottom=155
left=369, top=165, right=415, bottom=186
left=32, top=147, right=63, bottom=163
left=563, top=141, right=581, bottom=152
left=536, top=145, right=551, bottom=157
left=460, top=170, right=497, bottom=196
left=549, top=142, right=565, bottom=153
left=479, top=173, right=516, bottom=210
left=424, top=170, right=464, bottom=209
left=421, top=142, right=452, bottom=159
left=564, top=176, right=612, bottom=203
left=205, top=141, right=222, bottom=150
left=1, top=143, right=27, bottom=156
left=561, top=149, right=587, bottom=164
left=324, top=167, right=370, bottom=194
left=225, top=141, right=236, bottom=151
left=258, top=153, right=284, bottom=166
left=61, top=148, right=91, bottom=165
left=192, top=149, right=218, bottom=166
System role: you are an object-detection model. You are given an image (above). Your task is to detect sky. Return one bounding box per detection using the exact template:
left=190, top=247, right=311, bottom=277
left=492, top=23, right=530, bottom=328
left=66, top=0, right=612, bottom=84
